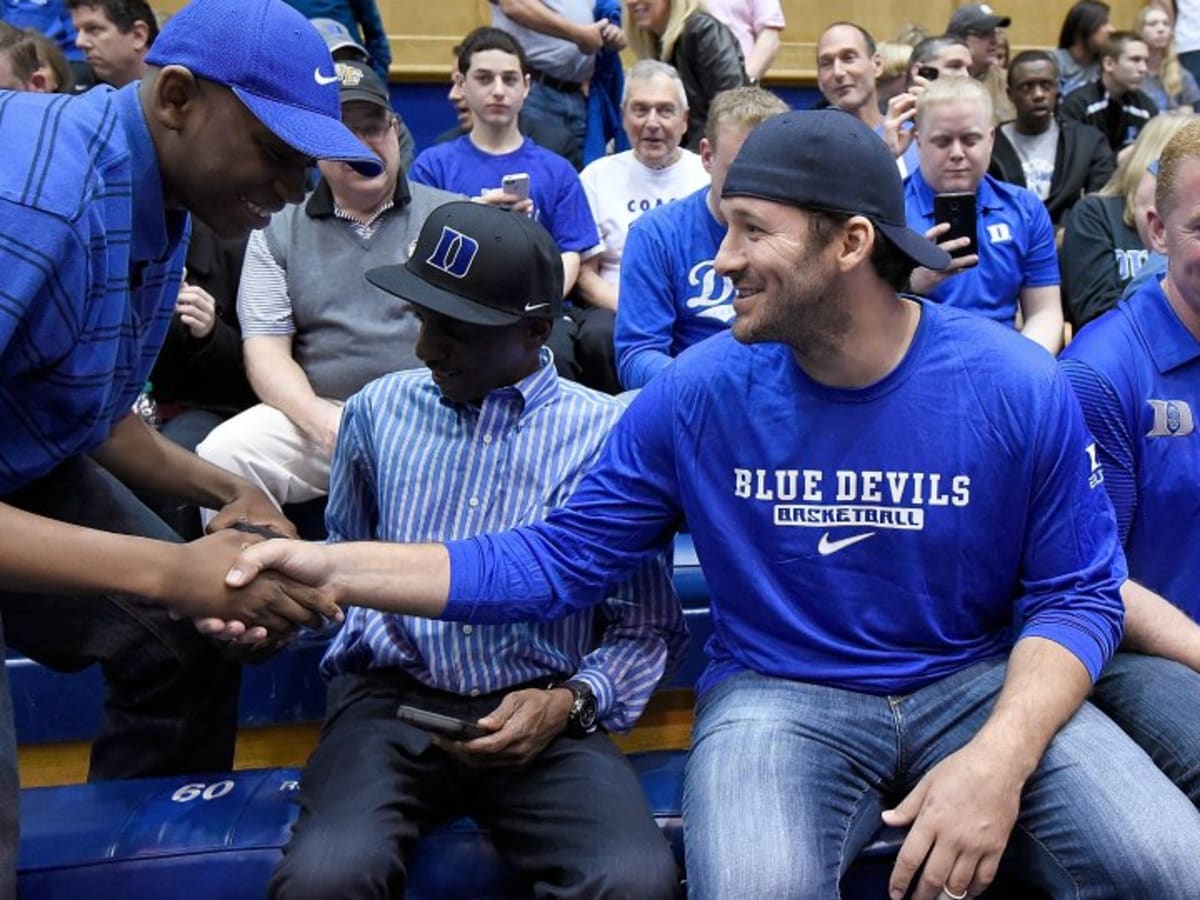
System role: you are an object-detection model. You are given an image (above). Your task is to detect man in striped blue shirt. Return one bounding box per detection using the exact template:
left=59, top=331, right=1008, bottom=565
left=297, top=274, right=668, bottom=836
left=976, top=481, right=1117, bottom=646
left=268, top=202, right=685, bottom=900
left=0, top=0, right=368, bottom=894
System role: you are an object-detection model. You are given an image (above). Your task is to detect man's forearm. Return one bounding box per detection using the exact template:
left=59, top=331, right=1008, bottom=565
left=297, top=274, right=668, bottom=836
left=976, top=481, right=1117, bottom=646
left=497, top=0, right=586, bottom=43
left=245, top=338, right=337, bottom=438
left=239, top=539, right=452, bottom=617
left=575, top=261, right=618, bottom=311
left=744, top=28, right=781, bottom=83
left=0, top=500, right=184, bottom=600
left=1120, top=579, right=1200, bottom=670
left=968, top=636, right=1092, bottom=781
left=91, top=412, right=248, bottom=510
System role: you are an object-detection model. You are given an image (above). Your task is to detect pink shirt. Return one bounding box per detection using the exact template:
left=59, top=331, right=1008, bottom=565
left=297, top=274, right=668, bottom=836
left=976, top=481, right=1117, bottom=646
left=702, top=0, right=785, bottom=61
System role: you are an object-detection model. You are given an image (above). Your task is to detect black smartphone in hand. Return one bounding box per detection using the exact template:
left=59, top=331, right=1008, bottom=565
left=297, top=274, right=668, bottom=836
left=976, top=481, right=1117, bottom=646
left=396, top=704, right=488, bottom=740
left=933, top=192, right=977, bottom=260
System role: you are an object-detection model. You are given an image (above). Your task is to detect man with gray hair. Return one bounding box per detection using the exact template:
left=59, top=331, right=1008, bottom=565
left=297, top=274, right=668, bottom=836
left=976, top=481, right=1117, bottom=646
left=574, top=59, right=709, bottom=391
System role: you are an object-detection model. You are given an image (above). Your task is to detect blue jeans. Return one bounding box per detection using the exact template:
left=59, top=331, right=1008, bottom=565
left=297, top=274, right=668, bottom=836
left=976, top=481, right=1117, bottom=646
left=522, top=82, right=586, bottom=163
left=683, top=662, right=1200, bottom=899
left=1091, top=652, right=1200, bottom=805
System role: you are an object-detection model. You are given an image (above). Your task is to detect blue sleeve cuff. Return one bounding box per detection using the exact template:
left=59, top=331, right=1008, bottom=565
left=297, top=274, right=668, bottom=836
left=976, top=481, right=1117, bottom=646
left=444, top=537, right=486, bottom=621
left=1020, top=622, right=1114, bottom=683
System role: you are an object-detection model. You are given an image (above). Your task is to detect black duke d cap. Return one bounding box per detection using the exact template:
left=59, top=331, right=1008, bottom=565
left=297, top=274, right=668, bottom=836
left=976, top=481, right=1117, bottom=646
left=366, top=201, right=564, bottom=326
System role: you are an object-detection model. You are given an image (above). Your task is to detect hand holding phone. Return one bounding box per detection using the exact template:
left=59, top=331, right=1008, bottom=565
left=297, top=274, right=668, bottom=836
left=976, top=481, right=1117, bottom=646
left=500, top=172, right=531, bottom=202
left=397, top=704, right=489, bottom=741
left=933, top=192, right=977, bottom=260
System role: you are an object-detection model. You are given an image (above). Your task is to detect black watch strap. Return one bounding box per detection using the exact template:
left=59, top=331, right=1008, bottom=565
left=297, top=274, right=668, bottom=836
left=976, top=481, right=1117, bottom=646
left=561, top=679, right=598, bottom=737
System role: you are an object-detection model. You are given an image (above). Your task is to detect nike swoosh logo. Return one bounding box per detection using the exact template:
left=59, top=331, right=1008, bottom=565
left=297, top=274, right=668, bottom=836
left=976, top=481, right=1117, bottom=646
left=314, top=68, right=339, bottom=85
left=523, top=302, right=550, bottom=312
left=817, top=531, right=876, bottom=556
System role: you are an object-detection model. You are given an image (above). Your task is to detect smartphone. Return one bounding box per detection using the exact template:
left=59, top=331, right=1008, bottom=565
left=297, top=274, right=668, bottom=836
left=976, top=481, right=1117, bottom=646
left=933, top=192, right=977, bottom=260
left=500, top=172, right=531, bottom=202
left=229, top=520, right=288, bottom=539
left=396, top=704, right=488, bottom=740
left=916, top=64, right=939, bottom=81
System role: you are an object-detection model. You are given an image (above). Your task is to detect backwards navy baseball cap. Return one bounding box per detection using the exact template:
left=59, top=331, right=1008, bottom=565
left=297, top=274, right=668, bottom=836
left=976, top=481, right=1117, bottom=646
left=366, top=202, right=564, bottom=326
left=722, top=110, right=951, bottom=271
left=146, top=0, right=382, bottom=177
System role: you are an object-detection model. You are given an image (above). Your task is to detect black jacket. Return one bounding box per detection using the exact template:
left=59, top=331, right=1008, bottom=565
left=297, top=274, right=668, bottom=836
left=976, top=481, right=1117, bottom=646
left=988, top=119, right=1114, bottom=226
left=1061, top=81, right=1159, bottom=153
left=1060, top=193, right=1147, bottom=328
left=668, top=12, right=747, bottom=150
left=150, top=221, right=255, bottom=416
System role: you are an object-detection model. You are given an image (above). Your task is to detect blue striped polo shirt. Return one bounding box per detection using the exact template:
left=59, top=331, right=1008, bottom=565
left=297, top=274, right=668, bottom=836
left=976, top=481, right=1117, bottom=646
left=320, top=351, right=686, bottom=732
left=0, top=84, right=188, bottom=495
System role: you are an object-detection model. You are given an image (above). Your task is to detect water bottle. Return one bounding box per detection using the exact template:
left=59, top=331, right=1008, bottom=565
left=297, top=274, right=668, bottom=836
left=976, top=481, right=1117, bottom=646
left=133, top=381, right=160, bottom=429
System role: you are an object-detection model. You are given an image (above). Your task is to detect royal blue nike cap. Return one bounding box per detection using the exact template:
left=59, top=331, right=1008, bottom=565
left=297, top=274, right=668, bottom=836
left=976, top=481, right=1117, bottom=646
left=146, top=0, right=382, bottom=176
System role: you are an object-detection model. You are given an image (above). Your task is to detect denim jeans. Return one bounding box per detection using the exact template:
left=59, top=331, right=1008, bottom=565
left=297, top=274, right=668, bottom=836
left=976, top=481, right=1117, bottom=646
left=1091, top=652, right=1200, bottom=805
left=522, top=82, right=586, bottom=164
left=683, top=661, right=1200, bottom=899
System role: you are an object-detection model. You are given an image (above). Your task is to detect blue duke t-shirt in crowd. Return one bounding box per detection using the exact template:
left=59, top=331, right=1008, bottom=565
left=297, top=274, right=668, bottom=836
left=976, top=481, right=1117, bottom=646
left=409, top=135, right=600, bottom=254
left=905, top=171, right=1060, bottom=328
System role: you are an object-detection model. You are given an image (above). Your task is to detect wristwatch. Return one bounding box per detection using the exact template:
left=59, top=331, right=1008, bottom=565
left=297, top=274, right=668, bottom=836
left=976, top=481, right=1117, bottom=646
left=561, top=679, right=598, bottom=737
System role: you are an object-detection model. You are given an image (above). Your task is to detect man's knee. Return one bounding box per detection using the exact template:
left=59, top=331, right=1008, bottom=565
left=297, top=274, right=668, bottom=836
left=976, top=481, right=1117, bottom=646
left=270, top=829, right=403, bottom=900
left=584, top=834, right=680, bottom=899
left=195, top=413, right=250, bottom=472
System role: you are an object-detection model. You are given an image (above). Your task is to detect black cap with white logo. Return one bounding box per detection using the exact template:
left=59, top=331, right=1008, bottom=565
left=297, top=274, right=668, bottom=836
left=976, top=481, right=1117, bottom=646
left=366, top=201, right=564, bottom=326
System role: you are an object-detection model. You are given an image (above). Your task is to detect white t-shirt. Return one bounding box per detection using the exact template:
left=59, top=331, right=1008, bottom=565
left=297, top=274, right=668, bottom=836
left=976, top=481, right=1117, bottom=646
left=1176, top=2, right=1200, bottom=54
left=579, top=149, right=709, bottom=283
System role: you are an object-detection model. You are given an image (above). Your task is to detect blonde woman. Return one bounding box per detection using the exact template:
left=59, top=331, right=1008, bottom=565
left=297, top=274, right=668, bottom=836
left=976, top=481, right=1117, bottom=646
left=1137, top=5, right=1199, bottom=112
left=626, top=0, right=747, bottom=148
left=1061, top=113, right=1194, bottom=327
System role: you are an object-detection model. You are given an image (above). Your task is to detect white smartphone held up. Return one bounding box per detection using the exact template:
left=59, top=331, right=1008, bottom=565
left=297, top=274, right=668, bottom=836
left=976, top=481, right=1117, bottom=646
left=500, top=172, right=531, bottom=202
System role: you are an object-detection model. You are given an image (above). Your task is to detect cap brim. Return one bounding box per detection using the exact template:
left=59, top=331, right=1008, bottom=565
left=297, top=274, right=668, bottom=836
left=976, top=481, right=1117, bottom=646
left=233, top=86, right=383, bottom=177
left=876, top=220, right=953, bottom=271
left=340, top=88, right=390, bottom=111
left=365, top=264, right=523, bottom=326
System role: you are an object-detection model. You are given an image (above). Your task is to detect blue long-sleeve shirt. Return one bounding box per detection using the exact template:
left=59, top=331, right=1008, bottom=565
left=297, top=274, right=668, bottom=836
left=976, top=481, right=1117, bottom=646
left=614, top=186, right=731, bottom=389
left=280, top=0, right=390, bottom=81
left=445, top=300, right=1125, bottom=696
left=321, top=352, right=686, bottom=732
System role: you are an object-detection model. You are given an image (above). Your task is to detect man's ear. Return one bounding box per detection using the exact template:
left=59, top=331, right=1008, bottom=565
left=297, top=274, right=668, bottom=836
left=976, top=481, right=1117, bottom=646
left=131, top=19, right=151, bottom=53
left=526, top=315, right=554, bottom=348
left=838, top=216, right=875, bottom=271
left=145, top=65, right=202, bottom=133
left=1147, top=206, right=1169, bottom=255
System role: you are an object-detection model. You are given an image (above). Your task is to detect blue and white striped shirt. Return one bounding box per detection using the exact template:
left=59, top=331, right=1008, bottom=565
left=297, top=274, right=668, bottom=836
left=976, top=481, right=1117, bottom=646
left=0, top=84, right=188, bottom=494
left=321, top=351, right=686, bottom=732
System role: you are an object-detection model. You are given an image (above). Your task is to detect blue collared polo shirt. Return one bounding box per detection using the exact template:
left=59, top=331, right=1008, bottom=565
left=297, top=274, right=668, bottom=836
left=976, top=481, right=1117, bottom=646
left=0, top=84, right=189, bottom=495
left=904, top=171, right=1059, bottom=327
left=1060, top=277, right=1200, bottom=615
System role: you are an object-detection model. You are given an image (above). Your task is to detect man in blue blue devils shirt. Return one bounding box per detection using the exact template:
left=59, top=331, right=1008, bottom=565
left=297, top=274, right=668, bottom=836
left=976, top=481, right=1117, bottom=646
left=230, top=111, right=1200, bottom=898
left=1061, top=119, right=1200, bottom=807
left=0, top=0, right=368, bottom=894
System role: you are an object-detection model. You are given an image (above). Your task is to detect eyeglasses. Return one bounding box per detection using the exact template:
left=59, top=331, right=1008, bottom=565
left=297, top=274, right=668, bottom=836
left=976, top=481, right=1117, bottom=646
left=348, top=114, right=396, bottom=142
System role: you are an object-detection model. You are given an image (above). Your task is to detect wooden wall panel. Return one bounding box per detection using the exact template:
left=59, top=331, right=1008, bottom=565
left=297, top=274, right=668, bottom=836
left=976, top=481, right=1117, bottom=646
left=153, top=0, right=1155, bottom=82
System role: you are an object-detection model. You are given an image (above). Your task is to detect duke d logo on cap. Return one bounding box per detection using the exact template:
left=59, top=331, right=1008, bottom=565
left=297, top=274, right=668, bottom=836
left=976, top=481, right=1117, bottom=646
left=366, top=202, right=564, bottom=326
